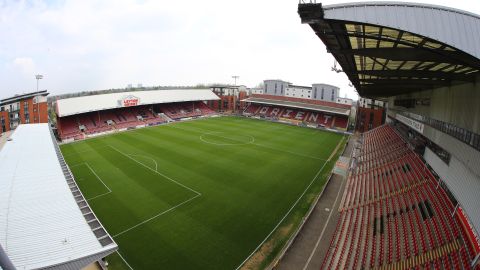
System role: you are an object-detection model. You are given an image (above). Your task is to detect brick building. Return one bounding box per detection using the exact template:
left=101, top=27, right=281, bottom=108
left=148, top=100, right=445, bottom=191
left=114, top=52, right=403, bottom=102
left=209, top=86, right=248, bottom=113
left=0, top=90, right=49, bottom=133
left=355, top=98, right=386, bottom=133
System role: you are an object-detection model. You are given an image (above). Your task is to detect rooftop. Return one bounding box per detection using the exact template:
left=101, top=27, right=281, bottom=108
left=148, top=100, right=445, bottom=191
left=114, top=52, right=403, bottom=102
left=56, top=89, right=220, bottom=117
left=0, top=124, right=117, bottom=269
left=0, top=90, right=49, bottom=105
left=298, top=2, right=480, bottom=98
left=243, top=95, right=350, bottom=115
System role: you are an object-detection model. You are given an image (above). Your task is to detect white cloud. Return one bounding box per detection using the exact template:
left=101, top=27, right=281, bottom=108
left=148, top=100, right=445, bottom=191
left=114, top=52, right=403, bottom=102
left=13, top=57, right=36, bottom=75
left=0, top=0, right=479, bottom=100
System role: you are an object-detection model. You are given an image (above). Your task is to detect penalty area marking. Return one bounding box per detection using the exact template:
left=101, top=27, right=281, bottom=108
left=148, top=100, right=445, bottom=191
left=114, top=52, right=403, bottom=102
left=117, top=251, right=134, bottom=270
left=199, top=132, right=255, bottom=146
left=69, top=162, right=112, bottom=201
left=107, top=144, right=202, bottom=237
left=112, top=193, right=201, bottom=238
left=126, top=154, right=158, bottom=172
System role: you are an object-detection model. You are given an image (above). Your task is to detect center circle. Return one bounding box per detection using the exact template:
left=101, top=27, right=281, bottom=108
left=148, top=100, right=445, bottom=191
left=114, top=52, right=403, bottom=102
left=199, top=132, right=255, bottom=146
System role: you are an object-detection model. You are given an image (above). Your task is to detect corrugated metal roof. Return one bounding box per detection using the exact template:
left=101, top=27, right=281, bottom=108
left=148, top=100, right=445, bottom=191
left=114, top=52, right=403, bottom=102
left=298, top=2, right=480, bottom=98
left=56, top=89, right=220, bottom=117
left=0, top=124, right=117, bottom=269
left=322, top=2, right=480, bottom=60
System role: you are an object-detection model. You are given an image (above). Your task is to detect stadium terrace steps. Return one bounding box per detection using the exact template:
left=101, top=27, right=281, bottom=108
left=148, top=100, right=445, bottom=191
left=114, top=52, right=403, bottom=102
left=321, top=125, right=477, bottom=270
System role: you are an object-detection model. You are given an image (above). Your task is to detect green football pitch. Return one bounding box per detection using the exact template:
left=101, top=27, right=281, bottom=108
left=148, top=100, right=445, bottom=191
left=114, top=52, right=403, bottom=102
left=60, top=116, right=346, bottom=269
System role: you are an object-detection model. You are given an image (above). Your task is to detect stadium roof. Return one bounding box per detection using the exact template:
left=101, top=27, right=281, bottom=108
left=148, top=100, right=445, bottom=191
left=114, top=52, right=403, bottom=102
left=56, top=89, right=220, bottom=117
left=0, top=124, right=117, bottom=269
left=298, top=2, right=480, bottom=98
left=242, top=97, right=350, bottom=115
left=0, top=90, right=49, bottom=105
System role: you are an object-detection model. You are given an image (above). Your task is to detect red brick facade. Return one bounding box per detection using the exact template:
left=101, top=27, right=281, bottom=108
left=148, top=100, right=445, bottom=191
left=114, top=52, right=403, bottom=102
left=0, top=92, right=49, bottom=133
left=355, top=107, right=385, bottom=133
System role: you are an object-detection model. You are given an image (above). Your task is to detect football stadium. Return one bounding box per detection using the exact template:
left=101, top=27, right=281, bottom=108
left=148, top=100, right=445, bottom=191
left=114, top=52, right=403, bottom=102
left=1, top=1, right=480, bottom=270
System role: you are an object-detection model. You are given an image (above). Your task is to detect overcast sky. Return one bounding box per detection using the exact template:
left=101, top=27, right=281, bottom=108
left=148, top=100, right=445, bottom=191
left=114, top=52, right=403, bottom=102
left=1, top=0, right=479, bottom=100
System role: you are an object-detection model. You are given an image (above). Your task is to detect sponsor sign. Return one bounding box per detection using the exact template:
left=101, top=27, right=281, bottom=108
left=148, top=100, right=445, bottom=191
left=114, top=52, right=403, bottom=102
left=333, top=156, right=350, bottom=177
left=457, top=207, right=480, bottom=253
left=396, top=113, right=424, bottom=134
left=118, top=95, right=140, bottom=107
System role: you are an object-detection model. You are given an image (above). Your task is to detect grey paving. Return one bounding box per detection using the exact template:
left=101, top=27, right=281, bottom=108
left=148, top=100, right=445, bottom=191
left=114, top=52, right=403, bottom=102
left=275, top=136, right=355, bottom=270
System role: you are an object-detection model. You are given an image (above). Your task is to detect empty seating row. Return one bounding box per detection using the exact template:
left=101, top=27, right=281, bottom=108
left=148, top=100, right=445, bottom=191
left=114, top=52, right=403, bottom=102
left=242, top=103, right=349, bottom=129
left=57, top=101, right=215, bottom=141
left=322, top=125, right=478, bottom=270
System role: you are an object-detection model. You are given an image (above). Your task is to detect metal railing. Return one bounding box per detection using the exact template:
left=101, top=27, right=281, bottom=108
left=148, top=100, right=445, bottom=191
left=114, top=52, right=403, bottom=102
left=392, top=109, right=480, bottom=152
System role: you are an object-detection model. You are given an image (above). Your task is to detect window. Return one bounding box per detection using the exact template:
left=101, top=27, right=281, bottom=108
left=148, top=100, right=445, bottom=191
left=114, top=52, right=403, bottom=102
left=0, top=117, right=5, bottom=132
left=331, top=90, right=335, bottom=101
left=321, top=88, right=324, bottom=99
left=314, top=87, right=317, bottom=99
left=25, top=118, right=30, bottom=124
left=275, top=83, right=277, bottom=94
left=281, top=84, right=284, bottom=94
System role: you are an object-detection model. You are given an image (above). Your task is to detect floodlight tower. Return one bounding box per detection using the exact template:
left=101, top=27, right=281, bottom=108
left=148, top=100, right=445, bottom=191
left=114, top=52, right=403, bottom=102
left=232, top=76, right=239, bottom=113
left=232, top=75, right=239, bottom=86
left=35, top=74, right=43, bottom=91
left=35, top=74, right=43, bottom=123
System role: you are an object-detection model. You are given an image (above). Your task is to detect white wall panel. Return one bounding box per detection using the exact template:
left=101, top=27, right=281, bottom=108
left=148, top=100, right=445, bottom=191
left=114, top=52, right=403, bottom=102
left=425, top=148, right=480, bottom=236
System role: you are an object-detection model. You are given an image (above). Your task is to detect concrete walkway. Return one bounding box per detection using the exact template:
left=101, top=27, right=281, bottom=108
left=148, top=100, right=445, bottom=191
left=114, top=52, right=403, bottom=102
left=275, top=136, right=355, bottom=270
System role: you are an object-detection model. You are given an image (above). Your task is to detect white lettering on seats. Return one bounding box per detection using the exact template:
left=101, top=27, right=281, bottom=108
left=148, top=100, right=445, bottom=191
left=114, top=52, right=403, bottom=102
left=295, top=111, right=305, bottom=120
left=324, top=115, right=332, bottom=124
left=283, top=109, right=293, bottom=118
left=271, top=108, right=280, bottom=116
left=308, top=113, right=318, bottom=122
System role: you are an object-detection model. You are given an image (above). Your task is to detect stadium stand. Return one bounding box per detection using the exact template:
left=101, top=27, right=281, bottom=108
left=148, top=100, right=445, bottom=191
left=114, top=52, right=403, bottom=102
left=56, top=89, right=218, bottom=142
left=297, top=2, right=480, bottom=269
left=242, top=94, right=350, bottom=130
left=321, top=125, right=479, bottom=269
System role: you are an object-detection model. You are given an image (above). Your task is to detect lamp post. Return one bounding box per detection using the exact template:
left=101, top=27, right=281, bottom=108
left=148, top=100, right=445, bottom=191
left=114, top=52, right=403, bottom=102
left=232, top=76, right=239, bottom=113
left=35, top=75, right=43, bottom=123
left=232, top=75, right=239, bottom=86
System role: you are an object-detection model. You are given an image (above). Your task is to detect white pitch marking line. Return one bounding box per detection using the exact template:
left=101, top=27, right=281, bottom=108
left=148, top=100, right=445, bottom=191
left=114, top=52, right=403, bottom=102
left=83, top=162, right=113, bottom=201
left=235, top=159, right=330, bottom=270
left=199, top=132, right=255, bottom=146
left=117, top=251, right=134, bottom=270
left=62, top=145, right=109, bottom=158
left=85, top=162, right=112, bottom=192
left=171, top=125, right=326, bottom=161
left=127, top=154, right=158, bottom=172
left=301, top=175, right=345, bottom=270
left=109, top=145, right=201, bottom=196
left=68, top=162, right=112, bottom=201
left=68, top=163, right=87, bottom=168
left=113, top=193, right=200, bottom=238
left=252, top=142, right=326, bottom=161
left=235, top=135, right=344, bottom=270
